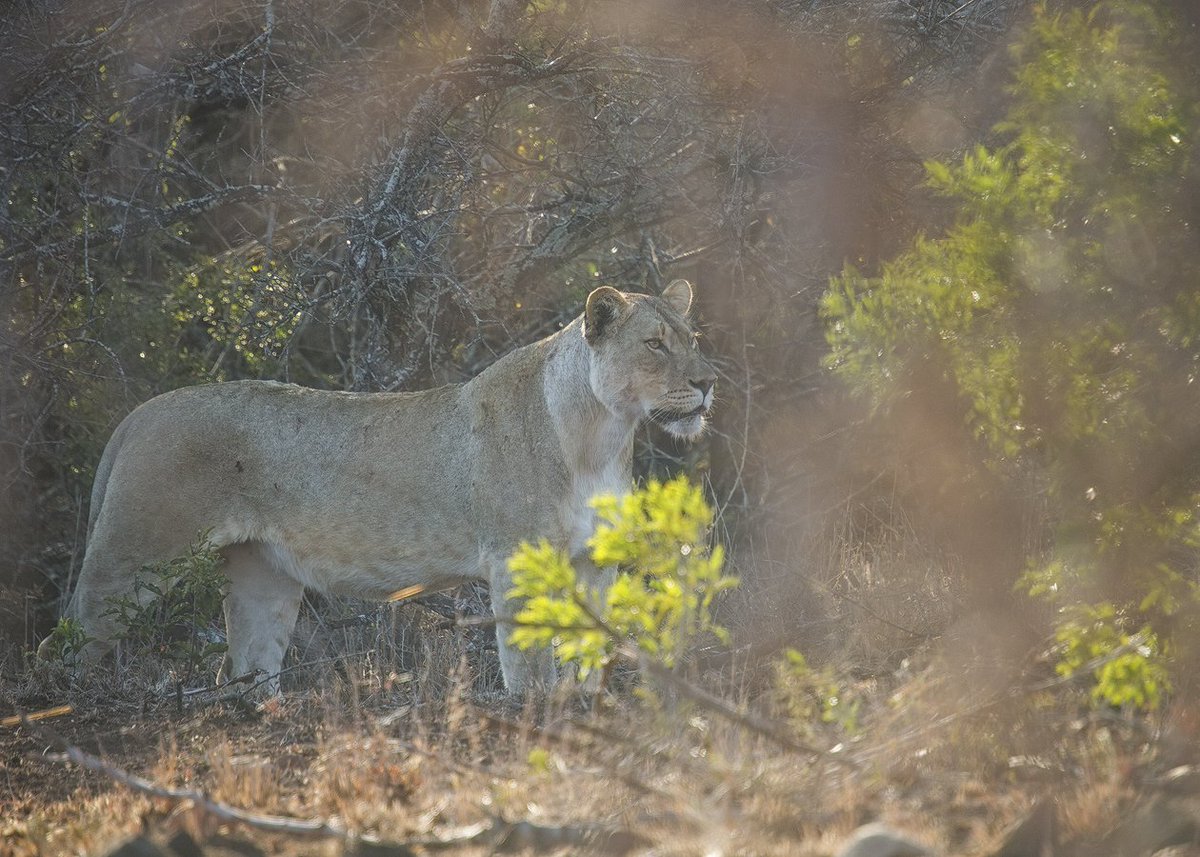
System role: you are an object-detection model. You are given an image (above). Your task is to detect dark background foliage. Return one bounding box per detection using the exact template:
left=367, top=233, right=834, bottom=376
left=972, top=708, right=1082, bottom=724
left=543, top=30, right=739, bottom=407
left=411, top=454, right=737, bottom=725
left=7, top=6, right=1200, bottom=854
left=0, top=0, right=1140, bottom=667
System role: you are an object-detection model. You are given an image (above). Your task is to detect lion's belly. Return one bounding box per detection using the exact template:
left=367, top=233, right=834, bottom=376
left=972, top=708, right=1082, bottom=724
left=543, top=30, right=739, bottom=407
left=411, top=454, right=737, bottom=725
left=281, top=544, right=477, bottom=599
left=211, top=506, right=482, bottom=601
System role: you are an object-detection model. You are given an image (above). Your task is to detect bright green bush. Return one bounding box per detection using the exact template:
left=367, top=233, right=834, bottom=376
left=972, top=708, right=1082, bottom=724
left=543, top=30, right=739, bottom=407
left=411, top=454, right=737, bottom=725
left=1054, top=602, right=1169, bottom=710
left=506, top=476, right=738, bottom=680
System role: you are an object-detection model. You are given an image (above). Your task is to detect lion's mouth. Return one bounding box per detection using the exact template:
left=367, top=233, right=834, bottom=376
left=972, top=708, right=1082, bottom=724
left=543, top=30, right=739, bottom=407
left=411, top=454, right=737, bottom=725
left=650, top=403, right=710, bottom=425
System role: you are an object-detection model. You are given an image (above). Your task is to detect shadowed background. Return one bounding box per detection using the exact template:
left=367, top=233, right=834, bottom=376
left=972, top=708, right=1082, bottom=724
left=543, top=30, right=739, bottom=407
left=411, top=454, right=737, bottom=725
left=3, top=0, right=1198, bottom=709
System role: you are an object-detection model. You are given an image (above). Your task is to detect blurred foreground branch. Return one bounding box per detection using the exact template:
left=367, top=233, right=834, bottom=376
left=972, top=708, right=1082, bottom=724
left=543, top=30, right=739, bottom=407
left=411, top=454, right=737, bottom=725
left=31, top=718, right=352, bottom=839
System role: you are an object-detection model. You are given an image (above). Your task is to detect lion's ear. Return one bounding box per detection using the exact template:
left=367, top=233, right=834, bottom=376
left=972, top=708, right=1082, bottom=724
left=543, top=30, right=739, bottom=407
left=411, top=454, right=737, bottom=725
left=584, top=286, right=629, bottom=343
left=662, top=279, right=693, bottom=316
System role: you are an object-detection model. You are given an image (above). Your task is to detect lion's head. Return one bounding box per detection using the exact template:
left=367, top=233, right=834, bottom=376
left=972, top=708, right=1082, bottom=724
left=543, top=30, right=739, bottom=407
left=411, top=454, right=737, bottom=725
left=583, top=280, right=716, bottom=439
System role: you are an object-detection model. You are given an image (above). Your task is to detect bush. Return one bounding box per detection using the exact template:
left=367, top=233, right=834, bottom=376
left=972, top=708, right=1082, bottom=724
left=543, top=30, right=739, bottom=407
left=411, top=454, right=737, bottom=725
left=103, top=533, right=228, bottom=682
left=821, top=0, right=1200, bottom=710
left=1053, top=602, right=1169, bottom=711
left=506, top=476, right=738, bottom=683
left=772, top=648, right=860, bottom=738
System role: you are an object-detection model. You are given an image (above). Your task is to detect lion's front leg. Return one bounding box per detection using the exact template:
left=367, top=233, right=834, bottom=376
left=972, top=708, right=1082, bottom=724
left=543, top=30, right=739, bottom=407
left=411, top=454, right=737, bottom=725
left=569, top=551, right=616, bottom=694
left=488, top=556, right=557, bottom=696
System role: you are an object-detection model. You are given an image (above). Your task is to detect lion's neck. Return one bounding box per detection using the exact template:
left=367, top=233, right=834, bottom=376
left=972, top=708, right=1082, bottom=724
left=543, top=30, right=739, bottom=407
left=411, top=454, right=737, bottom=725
left=542, top=320, right=635, bottom=479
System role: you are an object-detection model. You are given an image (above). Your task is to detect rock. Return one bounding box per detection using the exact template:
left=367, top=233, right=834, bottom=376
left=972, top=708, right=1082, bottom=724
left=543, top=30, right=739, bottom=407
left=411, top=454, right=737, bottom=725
left=989, top=798, right=1057, bottom=857
left=1099, top=796, right=1200, bottom=856
left=165, top=831, right=205, bottom=857
left=837, top=823, right=932, bottom=857
left=102, top=838, right=169, bottom=857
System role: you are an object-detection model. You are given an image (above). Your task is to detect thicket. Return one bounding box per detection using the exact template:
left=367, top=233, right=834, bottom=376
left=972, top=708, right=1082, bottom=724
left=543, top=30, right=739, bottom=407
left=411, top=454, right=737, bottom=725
left=6, top=0, right=1200, bottom=717
left=1, top=0, right=1024, bottom=657
left=9, top=9, right=1200, bottom=855
left=824, top=0, right=1200, bottom=706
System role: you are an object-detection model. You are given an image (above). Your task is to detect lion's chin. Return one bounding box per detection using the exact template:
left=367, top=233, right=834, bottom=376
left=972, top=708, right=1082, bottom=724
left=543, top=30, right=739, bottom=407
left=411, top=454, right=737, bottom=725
left=660, top=413, right=707, bottom=440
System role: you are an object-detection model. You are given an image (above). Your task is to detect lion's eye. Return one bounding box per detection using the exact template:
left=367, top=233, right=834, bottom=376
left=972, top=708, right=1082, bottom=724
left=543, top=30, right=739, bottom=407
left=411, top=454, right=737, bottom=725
left=646, top=338, right=665, bottom=352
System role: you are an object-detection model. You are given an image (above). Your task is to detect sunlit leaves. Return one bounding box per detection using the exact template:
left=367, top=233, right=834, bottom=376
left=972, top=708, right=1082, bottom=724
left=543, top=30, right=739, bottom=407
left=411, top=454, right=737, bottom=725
left=1054, top=602, right=1169, bottom=710
left=170, top=259, right=310, bottom=382
left=772, top=648, right=860, bottom=737
left=824, top=0, right=1194, bottom=466
left=506, top=476, right=737, bottom=679
left=822, top=0, right=1200, bottom=710
left=825, top=222, right=1022, bottom=454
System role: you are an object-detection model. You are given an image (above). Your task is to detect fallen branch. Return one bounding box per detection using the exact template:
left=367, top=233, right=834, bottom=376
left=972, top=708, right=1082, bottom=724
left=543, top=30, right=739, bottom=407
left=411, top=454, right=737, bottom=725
left=1, top=704, right=73, bottom=729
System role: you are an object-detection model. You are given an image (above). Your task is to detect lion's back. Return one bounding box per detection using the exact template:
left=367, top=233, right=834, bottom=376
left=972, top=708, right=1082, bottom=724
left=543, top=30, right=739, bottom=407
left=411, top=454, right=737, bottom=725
left=92, top=380, right=475, bottom=565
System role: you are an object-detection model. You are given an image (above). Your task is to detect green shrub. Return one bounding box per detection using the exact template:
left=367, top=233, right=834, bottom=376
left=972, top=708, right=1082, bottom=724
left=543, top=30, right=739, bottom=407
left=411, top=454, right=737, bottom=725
left=821, top=0, right=1200, bottom=711
left=1053, top=602, right=1169, bottom=711
left=506, top=476, right=738, bottom=681
left=103, top=533, right=228, bottom=681
left=41, top=617, right=94, bottom=670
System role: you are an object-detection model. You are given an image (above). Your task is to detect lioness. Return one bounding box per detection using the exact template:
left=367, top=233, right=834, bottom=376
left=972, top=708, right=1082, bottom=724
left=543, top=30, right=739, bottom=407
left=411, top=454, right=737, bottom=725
left=41, top=281, right=715, bottom=694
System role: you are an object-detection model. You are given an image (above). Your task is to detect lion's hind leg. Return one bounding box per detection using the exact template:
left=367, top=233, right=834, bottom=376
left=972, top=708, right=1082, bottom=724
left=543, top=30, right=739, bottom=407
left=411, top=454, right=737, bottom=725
left=38, top=532, right=173, bottom=664
left=219, top=541, right=304, bottom=698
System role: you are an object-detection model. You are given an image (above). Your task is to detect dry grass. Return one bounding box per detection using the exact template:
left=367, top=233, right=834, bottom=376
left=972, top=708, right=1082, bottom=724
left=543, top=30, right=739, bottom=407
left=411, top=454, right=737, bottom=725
left=0, top=581, right=1187, bottom=857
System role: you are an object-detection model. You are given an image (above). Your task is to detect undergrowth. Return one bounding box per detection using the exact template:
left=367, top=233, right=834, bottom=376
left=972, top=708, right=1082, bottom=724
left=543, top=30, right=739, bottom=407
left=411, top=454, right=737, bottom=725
left=2, top=481, right=1189, bottom=856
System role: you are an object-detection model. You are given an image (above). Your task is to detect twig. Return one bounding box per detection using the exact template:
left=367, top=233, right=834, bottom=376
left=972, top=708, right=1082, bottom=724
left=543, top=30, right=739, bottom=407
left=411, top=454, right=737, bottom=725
left=176, top=650, right=374, bottom=709
left=229, top=650, right=375, bottom=702
left=817, top=582, right=930, bottom=640
left=470, top=708, right=676, bottom=801
left=630, top=648, right=860, bottom=769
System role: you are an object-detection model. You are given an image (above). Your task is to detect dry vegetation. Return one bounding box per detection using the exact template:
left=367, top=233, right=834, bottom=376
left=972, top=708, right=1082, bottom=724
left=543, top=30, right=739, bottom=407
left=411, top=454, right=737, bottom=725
left=2, top=595, right=1187, bottom=857
left=4, top=523, right=1195, bottom=855
left=4, top=0, right=1200, bottom=855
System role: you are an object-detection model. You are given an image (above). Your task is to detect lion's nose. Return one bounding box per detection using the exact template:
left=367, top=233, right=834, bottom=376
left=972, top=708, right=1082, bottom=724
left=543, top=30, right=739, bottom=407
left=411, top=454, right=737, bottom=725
left=690, top=376, right=715, bottom=398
